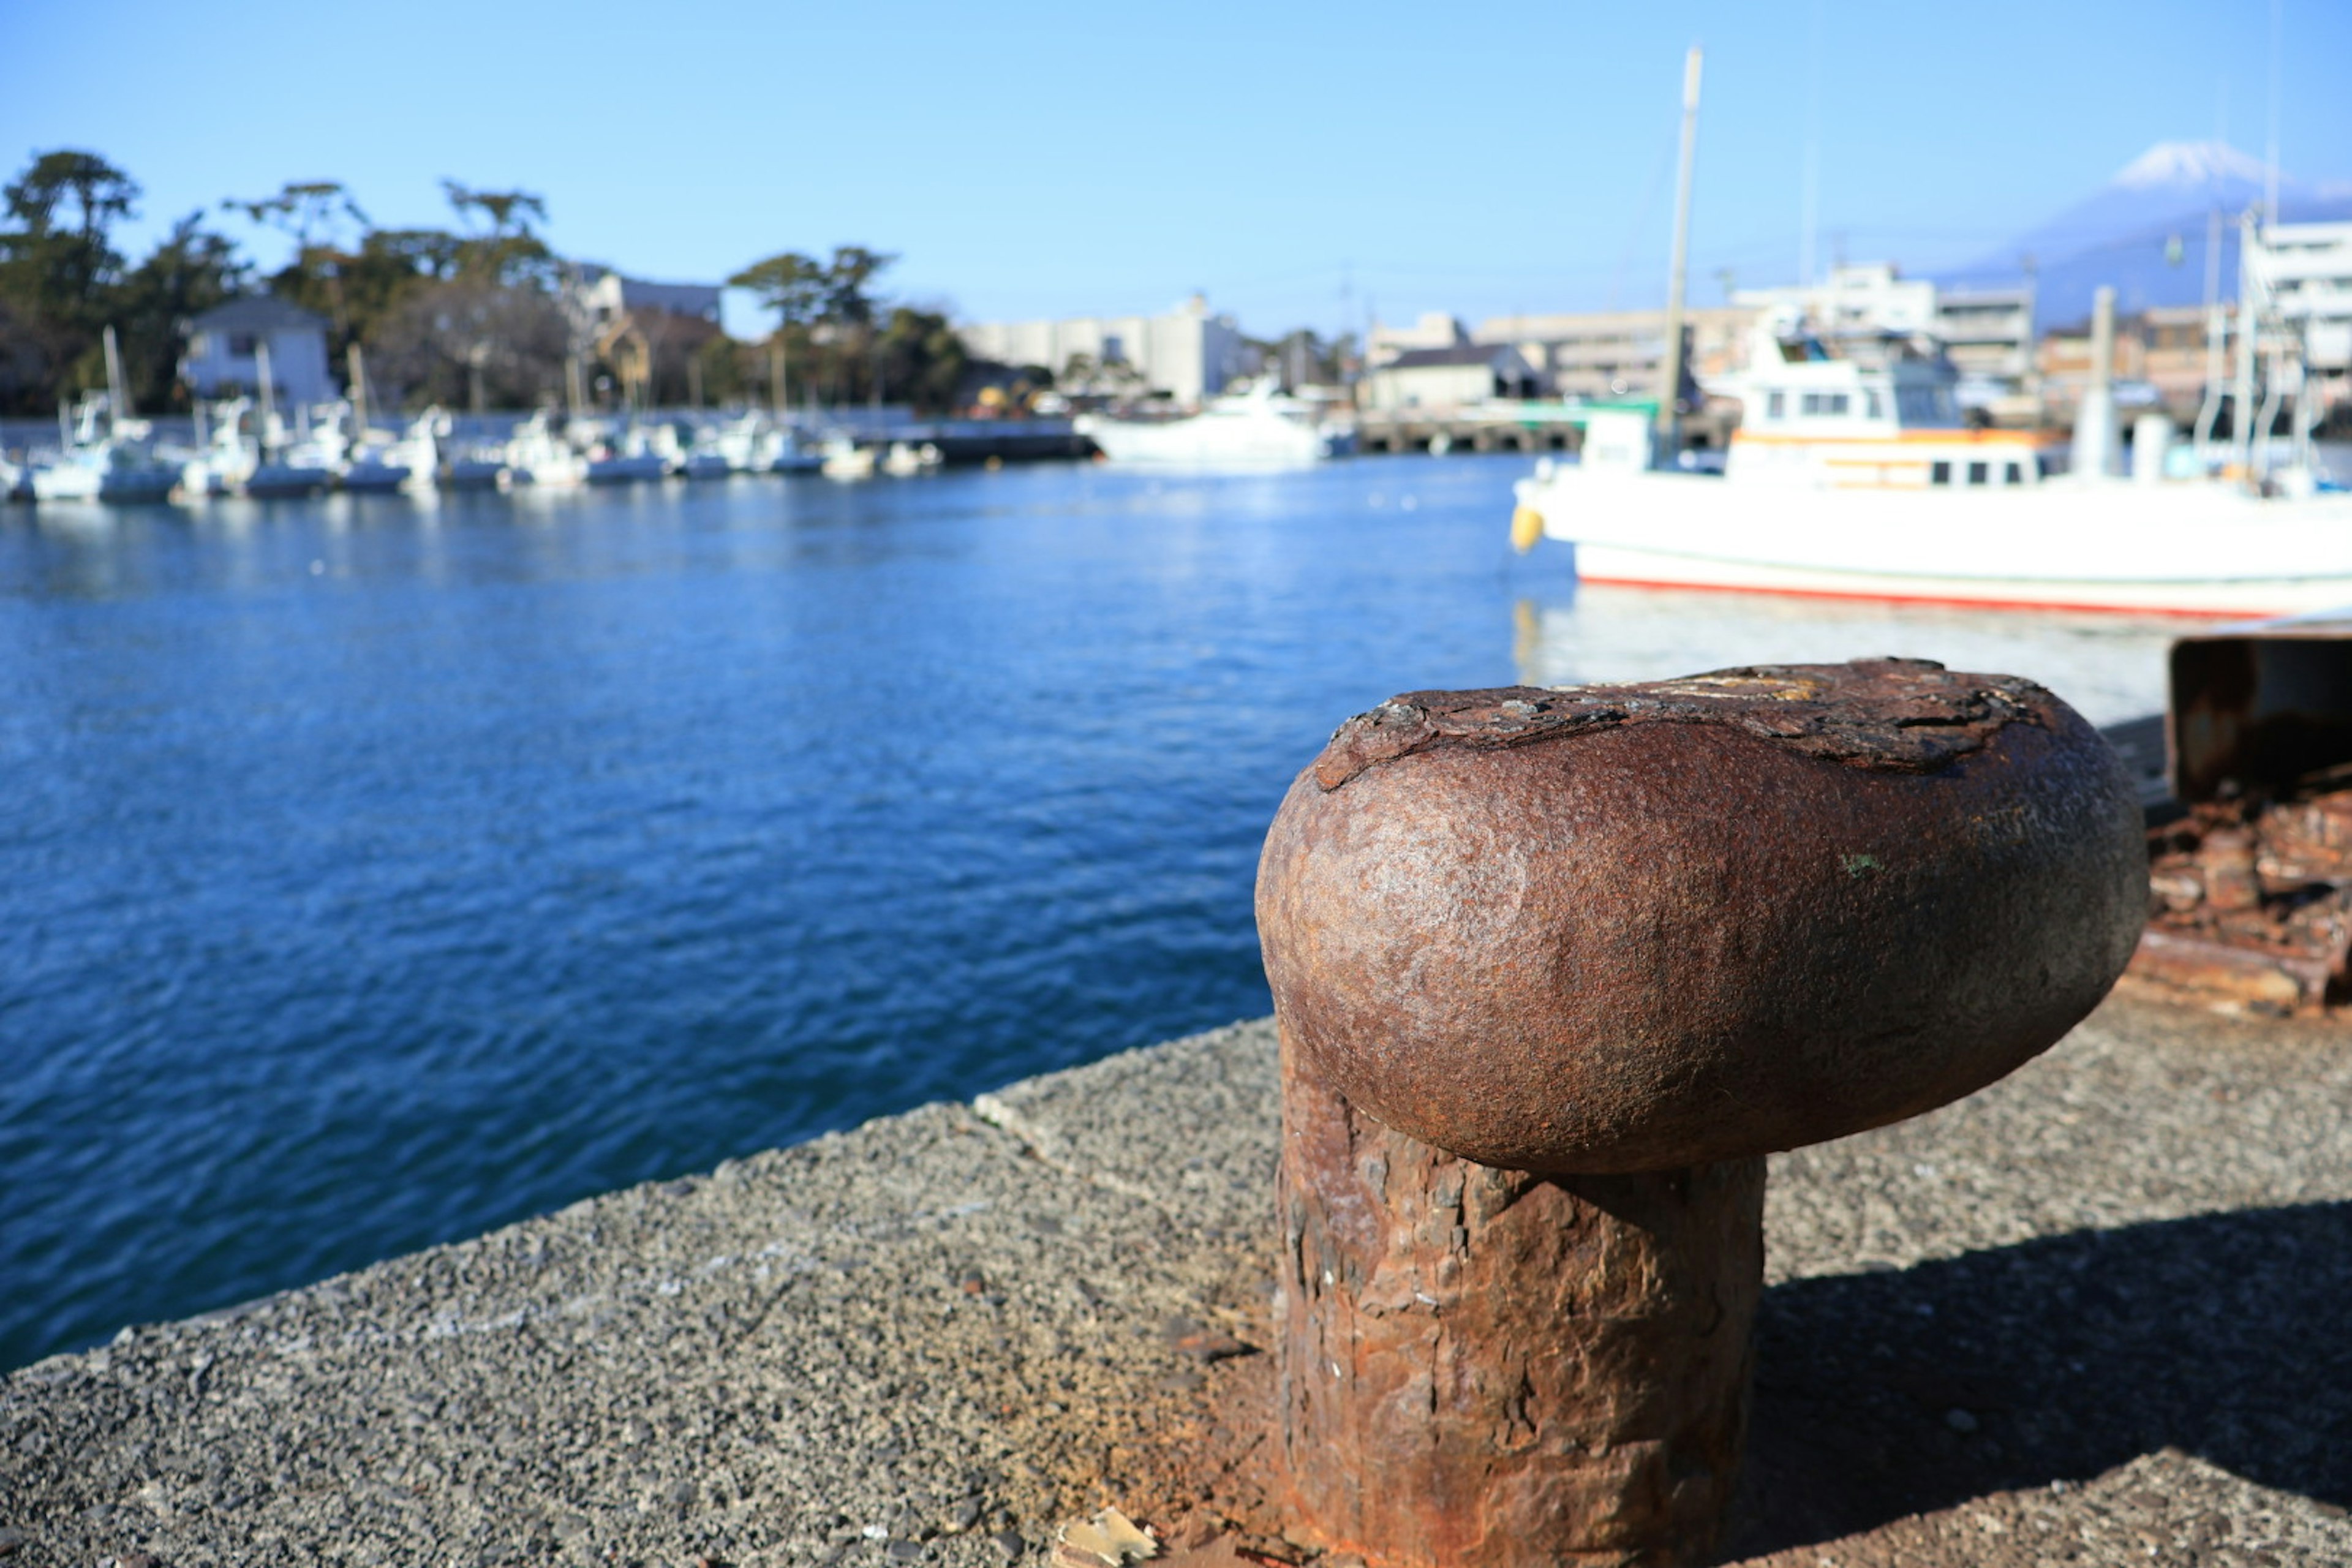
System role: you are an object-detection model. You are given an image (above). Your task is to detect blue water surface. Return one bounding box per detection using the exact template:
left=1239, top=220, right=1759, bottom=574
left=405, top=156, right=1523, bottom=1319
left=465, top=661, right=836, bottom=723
left=1, top=457, right=1556, bottom=1368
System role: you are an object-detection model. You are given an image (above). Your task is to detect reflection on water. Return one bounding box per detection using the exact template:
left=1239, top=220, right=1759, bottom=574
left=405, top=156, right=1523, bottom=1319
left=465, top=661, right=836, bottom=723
left=1514, top=581, right=2179, bottom=728
left=0, top=456, right=2193, bottom=1370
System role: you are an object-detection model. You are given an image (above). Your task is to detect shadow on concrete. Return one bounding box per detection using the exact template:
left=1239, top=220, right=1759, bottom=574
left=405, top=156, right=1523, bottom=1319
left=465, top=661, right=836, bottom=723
left=1721, top=1200, right=2352, bottom=1559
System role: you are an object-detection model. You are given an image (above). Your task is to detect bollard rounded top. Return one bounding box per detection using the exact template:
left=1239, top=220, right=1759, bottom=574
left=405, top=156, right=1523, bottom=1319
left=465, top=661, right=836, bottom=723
left=1255, top=659, right=2147, bottom=1173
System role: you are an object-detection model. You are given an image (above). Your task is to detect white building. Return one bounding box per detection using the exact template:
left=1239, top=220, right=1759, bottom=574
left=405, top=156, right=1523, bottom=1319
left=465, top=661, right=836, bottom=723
left=1366, top=312, right=1469, bottom=368
left=2247, top=220, right=2352, bottom=421
left=1361, top=343, right=1539, bottom=410
left=1474, top=307, right=1755, bottom=401
left=570, top=267, right=723, bottom=330
left=1736, top=263, right=1940, bottom=337
left=181, top=296, right=333, bottom=404
left=1933, top=284, right=2038, bottom=388
left=959, top=295, right=1246, bottom=405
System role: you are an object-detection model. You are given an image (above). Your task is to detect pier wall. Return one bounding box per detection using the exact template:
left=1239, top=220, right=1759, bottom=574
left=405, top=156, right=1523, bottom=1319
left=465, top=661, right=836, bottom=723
left=6, top=1000, right=2352, bottom=1566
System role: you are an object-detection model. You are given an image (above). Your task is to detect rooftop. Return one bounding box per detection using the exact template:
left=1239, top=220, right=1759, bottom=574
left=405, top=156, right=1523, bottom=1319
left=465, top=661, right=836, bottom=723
left=187, top=295, right=329, bottom=333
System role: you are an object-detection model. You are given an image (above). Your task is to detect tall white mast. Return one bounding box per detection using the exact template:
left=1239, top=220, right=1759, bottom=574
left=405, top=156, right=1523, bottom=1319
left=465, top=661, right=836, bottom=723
left=1656, top=44, right=1703, bottom=453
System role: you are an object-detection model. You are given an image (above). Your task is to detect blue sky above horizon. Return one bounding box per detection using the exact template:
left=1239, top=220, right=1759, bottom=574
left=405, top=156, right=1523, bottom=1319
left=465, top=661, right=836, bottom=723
left=6, top=0, right=2348, bottom=341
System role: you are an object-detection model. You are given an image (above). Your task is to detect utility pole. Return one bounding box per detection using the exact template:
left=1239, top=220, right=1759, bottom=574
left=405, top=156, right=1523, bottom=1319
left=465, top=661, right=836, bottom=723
left=1656, top=44, right=1703, bottom=454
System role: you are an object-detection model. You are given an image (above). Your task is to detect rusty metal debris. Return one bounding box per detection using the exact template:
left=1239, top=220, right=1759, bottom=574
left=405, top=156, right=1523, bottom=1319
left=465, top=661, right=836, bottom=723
left=2126, top=613, right=2352, bottom=1012
left=2135, top=782, right=2352, bottom=1012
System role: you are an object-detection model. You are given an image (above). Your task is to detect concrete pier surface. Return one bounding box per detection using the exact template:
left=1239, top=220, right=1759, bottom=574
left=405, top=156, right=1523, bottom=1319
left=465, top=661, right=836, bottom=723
left=6, top=990, right=2351, bottom=1567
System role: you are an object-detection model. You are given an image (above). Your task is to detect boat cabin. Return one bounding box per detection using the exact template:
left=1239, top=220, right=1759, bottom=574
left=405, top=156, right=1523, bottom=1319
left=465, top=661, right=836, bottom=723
left=1725, top=318, right=2056, bottom=490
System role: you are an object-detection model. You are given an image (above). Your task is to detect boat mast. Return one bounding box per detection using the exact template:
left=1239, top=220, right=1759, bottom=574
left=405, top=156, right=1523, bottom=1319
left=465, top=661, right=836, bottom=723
left=1656, top=44, right=1703, bottom=457
left=103, top=325, right=129, bottom=434
left=349, top=342, right=369, bottom=439
left=2232, top=211, right=2261, bottom=477
left=2193, top=206, right=2226, bottom=459
left=257, top=339, right=277, bottom=461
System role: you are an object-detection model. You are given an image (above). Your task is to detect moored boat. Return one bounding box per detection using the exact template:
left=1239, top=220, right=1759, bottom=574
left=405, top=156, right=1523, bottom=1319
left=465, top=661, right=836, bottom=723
left=1076, top=379, right=1353, bottom=465
left=1510, top=310, right=2352, bottom=618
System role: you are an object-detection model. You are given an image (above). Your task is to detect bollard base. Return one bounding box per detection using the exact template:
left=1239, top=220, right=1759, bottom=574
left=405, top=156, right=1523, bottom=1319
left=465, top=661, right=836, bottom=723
left=1275, top=1033, right=1765, bottom=1568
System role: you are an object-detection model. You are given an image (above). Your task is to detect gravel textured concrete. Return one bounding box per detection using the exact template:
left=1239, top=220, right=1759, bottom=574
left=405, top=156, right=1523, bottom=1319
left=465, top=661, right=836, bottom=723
left=5, top=995, right=2350, bottom=1567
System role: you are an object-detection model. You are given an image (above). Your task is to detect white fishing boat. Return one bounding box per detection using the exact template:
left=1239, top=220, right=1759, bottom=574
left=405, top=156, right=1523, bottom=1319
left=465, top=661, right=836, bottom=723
left=1512, top=298, right=2352, bottom=619
left=343, top=409, right=441, bottom=493
left=336, top=350, right=435, bottom=492
left=681, top=411, right=812, bottom=477
left=1076, top=379, right=1353, bottom=465
left=503, top=411, right=589, bottom=488
left=28, top=333, right=181, bottom=505
left=582, top=420, right=673, bottom=484
left=1509, top=48, right=2352, bottom=619
left=819, top=435, right=878, bottom=481
left=880, top=440, right=943, bottom=477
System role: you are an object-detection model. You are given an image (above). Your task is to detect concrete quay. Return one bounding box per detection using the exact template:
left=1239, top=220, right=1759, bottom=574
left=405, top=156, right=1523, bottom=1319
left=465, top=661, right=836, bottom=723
left=5, top=992, right=2351, bottom=1567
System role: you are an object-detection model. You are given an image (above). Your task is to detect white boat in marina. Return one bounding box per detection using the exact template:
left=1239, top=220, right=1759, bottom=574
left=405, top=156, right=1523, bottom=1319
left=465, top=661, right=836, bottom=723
left=335, top=351, right=437, bottom=492
left=582, top=420, right=673, bottom=484
left=1510, top=307, right=2352, bottom=619
left=503, top=411, right=589, bottom=488
left=29, top=398, right=180, bottom=505
left=343, top=409, right=442, bottom=493
left=1509, top=46, right=2352, bottom=619
left=1076, top=379, right=1354, bottom=465
left=681, top=411, right=819, bottom=477
left=819, top=435, right=878, bottom=481
left=28, top=333, right=181, bottom=505
left=880, top=440, right=943, bottom=477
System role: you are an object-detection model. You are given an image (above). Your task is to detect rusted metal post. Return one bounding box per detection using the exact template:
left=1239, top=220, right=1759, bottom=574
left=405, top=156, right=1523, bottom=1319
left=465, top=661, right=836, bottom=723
left=1255, top=661, right=2146, bottom=1567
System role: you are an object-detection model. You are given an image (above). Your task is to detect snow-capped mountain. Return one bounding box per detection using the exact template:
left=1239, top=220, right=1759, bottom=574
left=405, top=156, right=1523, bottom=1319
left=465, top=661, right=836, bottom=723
left=1939, top=140, right=2352, bottom=330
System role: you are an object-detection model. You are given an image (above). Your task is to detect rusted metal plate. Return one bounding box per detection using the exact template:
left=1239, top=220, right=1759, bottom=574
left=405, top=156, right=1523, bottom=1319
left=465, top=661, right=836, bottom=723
left=1257, top=659, right=2146, bottom=1174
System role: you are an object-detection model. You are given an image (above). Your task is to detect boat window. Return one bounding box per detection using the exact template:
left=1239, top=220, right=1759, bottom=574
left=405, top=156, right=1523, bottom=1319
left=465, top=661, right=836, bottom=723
left=1766, top=391, right=1785, bottom=420
left=1800, top=392, right=1850, bottom=417
left=1864, top=390, right=1883, bottom=419
left=1930, top=461, right=1951, bottom=486
left=1967, top=461, right=1989, bottom=486
left=2004, top=461, right=2024, bottom=484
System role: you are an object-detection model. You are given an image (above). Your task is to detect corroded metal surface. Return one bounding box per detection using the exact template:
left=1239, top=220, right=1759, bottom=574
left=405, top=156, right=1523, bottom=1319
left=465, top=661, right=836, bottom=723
left=2133, top=789, right=2352, bottom=1011
left=1276, top=1042, right=1763, bottom=1568
left=1257, top=659, right=2146, bottom=1174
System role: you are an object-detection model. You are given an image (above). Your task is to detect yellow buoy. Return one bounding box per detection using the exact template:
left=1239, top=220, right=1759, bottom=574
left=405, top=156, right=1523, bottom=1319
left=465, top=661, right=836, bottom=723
left=1510, top=505, right=1545, bottom=554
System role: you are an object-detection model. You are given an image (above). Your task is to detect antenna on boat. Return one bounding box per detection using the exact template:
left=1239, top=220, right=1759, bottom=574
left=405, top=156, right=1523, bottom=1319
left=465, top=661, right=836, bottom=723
left=1798, top=0, right=1822, bottom=288
left=1656, top=43, right=1703, bottom=457
left=2263, top=0, right=2281, bottom=228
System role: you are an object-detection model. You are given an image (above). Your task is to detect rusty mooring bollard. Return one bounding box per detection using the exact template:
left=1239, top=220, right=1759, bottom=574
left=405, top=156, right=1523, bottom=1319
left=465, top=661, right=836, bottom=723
left=1254, top=660, right=2145, bottom=1567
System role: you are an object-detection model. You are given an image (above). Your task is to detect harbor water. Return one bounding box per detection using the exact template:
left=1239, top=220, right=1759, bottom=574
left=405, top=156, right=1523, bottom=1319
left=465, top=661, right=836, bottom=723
left=0, top=456, right=2185, bottom=1370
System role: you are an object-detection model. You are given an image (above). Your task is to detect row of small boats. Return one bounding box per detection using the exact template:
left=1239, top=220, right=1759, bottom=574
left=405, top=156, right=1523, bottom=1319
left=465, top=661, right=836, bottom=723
left=0, top=396, right=946, bottom=506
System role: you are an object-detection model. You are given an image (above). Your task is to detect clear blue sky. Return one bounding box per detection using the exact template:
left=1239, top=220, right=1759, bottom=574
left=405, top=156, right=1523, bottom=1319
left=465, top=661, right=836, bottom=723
left=6, top=0, right=2346, bottom=340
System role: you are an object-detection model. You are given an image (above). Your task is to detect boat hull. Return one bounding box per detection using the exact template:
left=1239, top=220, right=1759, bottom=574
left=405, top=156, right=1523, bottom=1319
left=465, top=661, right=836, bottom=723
left=1518, top=469, right=2352, bottom=617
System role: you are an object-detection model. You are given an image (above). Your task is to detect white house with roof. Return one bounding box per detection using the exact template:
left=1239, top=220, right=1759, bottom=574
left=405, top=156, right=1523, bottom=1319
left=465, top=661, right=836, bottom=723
left=1360, top=343, right=1540, bottom=410
left=570, top=267, right=723, bottom=330
left=181, top=297, right=333, bottom=403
